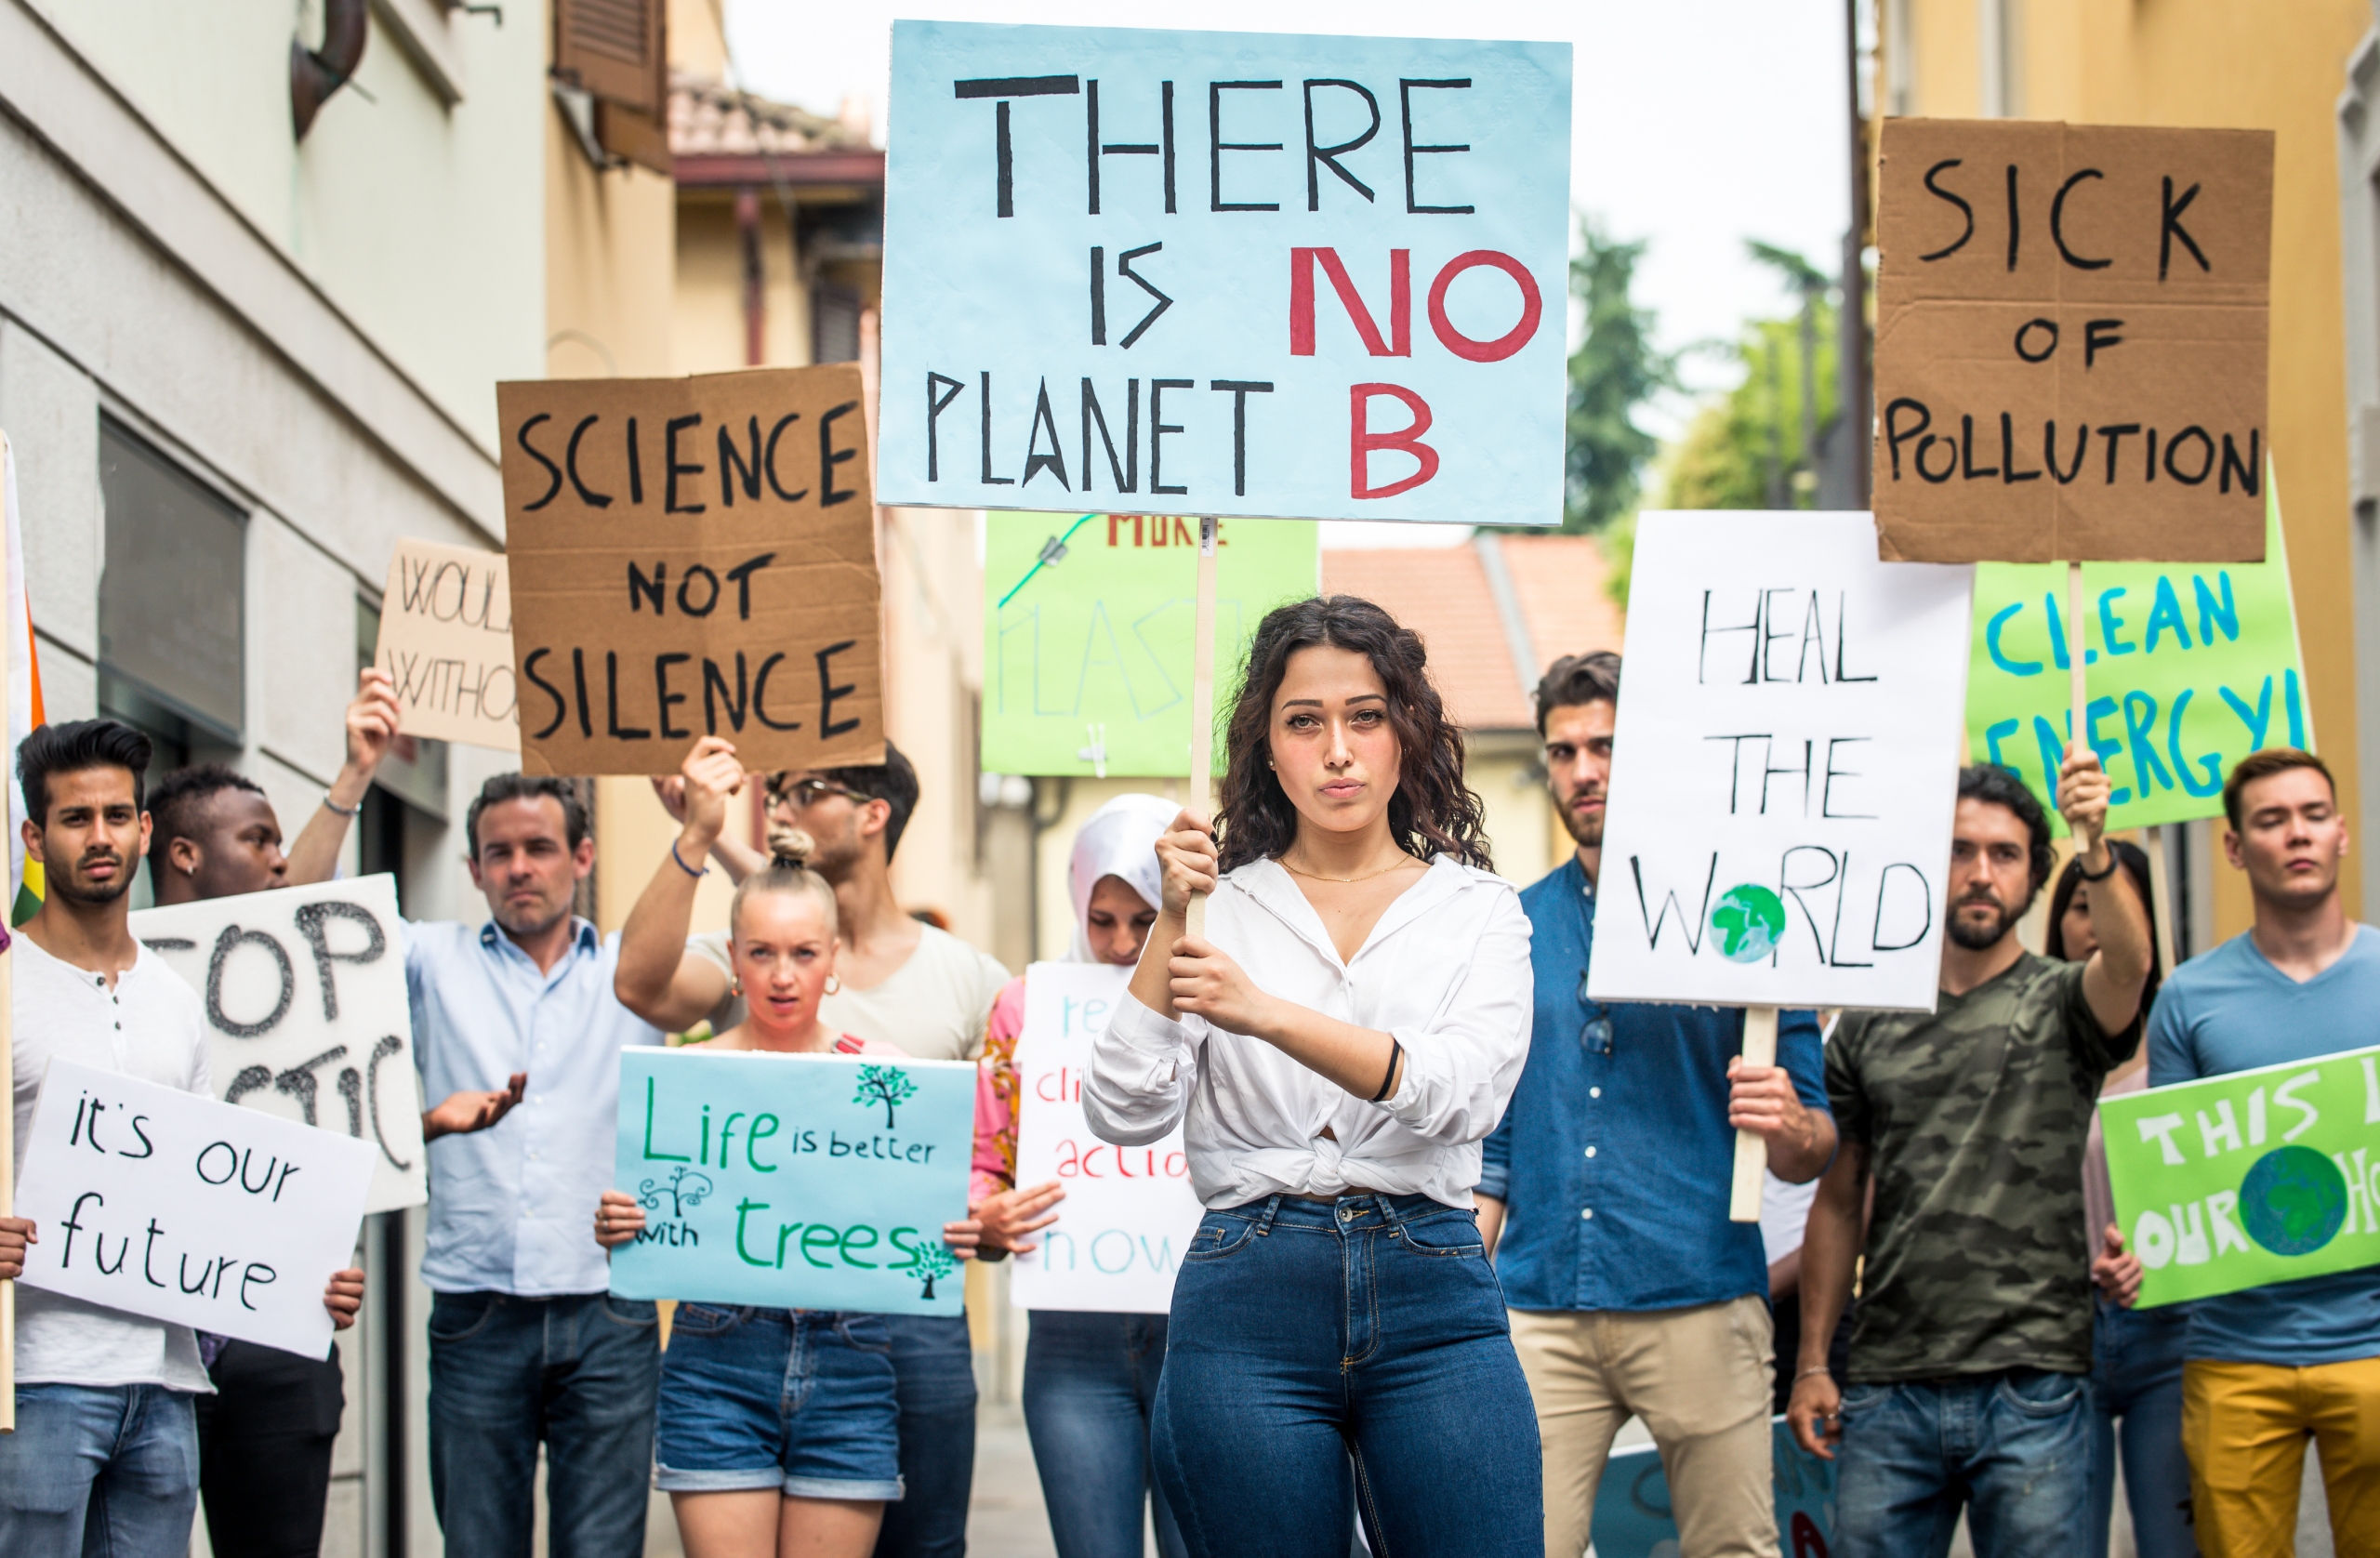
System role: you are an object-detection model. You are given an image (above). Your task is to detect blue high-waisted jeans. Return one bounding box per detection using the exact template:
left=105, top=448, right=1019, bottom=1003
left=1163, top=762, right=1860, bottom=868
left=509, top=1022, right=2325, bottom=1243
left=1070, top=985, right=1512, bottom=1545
left=1153, top=1193, right=1541, bottom=1558
left=1834, top=1367, right=2096, bottom=1558
left=2088, top=1297, right=2197, bottom=1558
left=1023, top=1310, right=1186, bottom=1558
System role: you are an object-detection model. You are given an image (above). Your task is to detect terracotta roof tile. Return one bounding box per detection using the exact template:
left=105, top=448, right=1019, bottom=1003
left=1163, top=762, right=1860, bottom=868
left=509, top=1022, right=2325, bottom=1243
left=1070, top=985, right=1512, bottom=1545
left=1318, top=535, right=1622, bottom=732
left=668, top=73, right=866, bottom=158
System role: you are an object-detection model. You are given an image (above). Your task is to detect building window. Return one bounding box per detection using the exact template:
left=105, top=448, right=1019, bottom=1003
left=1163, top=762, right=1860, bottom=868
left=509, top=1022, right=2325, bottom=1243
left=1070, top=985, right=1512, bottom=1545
left=98, top=419, right=245, bottom=790
left=813, top=282, right=863, bottom=364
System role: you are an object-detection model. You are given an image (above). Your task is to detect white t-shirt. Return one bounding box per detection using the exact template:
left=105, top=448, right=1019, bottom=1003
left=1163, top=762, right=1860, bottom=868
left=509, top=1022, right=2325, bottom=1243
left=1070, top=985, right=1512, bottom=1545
left=9, top=933, right=215, bottom=1392
left=689, top=923, right=1010, bottom=1062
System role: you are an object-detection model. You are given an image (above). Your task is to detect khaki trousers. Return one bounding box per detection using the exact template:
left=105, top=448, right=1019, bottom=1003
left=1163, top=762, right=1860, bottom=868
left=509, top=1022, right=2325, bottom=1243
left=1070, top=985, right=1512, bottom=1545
left=1509, top=1297, right=1779, bottom=1558
left=2183, top=1355, right=2380, bottom=1558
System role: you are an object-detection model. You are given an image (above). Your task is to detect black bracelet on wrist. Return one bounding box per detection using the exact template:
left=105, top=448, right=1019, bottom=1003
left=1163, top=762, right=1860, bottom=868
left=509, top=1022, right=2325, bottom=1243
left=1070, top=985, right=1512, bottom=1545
left=1368, top=1036, right=1404, bottom=1102
left=2076, top=852, right=2120, bottom=882
left=669, top=840, right=710, bottom=879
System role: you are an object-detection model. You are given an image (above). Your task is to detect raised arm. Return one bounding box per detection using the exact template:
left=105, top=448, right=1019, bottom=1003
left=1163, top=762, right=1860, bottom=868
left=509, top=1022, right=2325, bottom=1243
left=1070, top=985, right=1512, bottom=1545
left=614, top=738, right=742, bottom=1031
left=285, top=668, right=401, bottom=885
left=2059, top=746, right=2152, bottom=1039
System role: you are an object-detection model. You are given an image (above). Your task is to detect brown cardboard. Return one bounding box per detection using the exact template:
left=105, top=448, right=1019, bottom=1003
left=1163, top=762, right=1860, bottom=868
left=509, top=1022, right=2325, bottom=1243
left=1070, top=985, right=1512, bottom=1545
left=374, top=539, right=520, bottom=752
left=498, top=365, right=885, bottom=777
left=1872, top=119, right=2273, bottom=563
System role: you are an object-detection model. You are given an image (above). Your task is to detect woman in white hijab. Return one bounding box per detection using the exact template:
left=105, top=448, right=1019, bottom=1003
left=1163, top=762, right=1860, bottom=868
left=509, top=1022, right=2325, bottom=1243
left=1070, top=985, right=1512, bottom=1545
left=972, top=793, right=1185, bottom=1558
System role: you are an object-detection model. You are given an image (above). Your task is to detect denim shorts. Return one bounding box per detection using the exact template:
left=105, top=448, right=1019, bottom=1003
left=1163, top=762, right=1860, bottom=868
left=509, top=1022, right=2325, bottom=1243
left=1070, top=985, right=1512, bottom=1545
left=654, top=1305, right=905, bottom=1501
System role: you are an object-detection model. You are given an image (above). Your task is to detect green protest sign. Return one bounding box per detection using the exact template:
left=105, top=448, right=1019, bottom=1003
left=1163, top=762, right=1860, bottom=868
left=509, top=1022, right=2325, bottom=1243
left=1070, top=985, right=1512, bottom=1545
left=1965, top=480, right=2306, bottom=833
left=983, top=513, right=1319, bottom=777
left=2099, top=1044, right=2380, bottom=1308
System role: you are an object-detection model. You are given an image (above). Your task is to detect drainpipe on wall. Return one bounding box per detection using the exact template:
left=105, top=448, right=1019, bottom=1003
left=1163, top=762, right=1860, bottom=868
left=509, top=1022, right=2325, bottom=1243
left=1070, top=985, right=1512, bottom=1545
left=291, top=0, right=369, bottom=139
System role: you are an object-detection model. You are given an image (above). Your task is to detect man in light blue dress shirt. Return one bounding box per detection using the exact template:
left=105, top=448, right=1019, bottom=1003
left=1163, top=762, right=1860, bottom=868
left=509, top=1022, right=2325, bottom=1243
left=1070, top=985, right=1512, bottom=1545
left=407, top=773, right=665, bottom=1558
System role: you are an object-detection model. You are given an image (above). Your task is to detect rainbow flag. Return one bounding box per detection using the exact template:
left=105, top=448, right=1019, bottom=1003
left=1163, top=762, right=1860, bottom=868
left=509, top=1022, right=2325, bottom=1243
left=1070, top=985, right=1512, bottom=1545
left=2, top=430, right=46, bottom=926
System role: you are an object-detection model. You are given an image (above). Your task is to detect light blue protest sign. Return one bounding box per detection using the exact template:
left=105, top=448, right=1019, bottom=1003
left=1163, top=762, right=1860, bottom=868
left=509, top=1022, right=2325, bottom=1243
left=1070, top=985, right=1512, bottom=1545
left=879, top=22, right=1572, bottom=525
left=609, top=1049, right=974, bottom=1315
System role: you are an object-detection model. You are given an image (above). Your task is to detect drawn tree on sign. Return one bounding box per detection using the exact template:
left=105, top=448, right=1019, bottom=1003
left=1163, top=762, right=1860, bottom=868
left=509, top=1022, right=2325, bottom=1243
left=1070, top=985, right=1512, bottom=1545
left=853, top=1064, right=918, bottom=1129
left=914, top=1242, right=957, bottom=1301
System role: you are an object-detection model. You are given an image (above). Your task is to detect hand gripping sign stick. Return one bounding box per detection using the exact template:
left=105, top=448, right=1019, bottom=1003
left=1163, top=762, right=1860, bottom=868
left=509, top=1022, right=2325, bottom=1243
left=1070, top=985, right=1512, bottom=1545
left=1728, top=1008, right=1779, bottom=1221
left=1185, top=519, right=1220, bottom=941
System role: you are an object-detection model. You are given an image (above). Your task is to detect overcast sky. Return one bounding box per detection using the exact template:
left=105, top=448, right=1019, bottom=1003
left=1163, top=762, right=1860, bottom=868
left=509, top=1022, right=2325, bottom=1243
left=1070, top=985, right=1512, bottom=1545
left=724, top=1, right=1856, bottom=543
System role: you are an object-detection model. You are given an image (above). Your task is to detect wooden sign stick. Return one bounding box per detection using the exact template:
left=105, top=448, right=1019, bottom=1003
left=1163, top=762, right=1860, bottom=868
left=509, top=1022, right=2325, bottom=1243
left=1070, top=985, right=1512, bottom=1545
left=2068, top=561, right=2089, bottom=772
left=1184, top=518, right=1220, bottom=941
left=1728, top=1005, right=1779, bottom=1221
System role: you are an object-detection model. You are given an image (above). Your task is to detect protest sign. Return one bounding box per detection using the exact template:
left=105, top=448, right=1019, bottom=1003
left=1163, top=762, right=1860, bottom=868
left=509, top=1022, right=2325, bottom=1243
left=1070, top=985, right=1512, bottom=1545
left=1968, top=480, right=2306, bottom=833
left=1873, top=118, right=2273, bottom=563
left=878, top=22, right=1572, bottom=525
left=2100, top=1043, right=2380, bottom=1309
left=1592, top=1420, right=1835, bottom=1558
left=132, top=876, right=425, bottom=1213
left=985, top=512, right=1318, bottom=776
left=1009, top=964, right=1202, bottom=1313
left=1588, top=512, right=1974, bottom=1013
left=13, top=1059, right=374, bottom=1356
left=608, top=1048, right=974, bottom=1316
left=374, top=539, right=518, bottom=751
left=497, top=365, right=884, bottom=777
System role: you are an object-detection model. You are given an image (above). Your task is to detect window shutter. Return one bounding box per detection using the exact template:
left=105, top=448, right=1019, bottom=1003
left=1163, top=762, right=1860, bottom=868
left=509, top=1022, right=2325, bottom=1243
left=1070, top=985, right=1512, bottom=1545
left=597, top=100, right=673, bottom=177
left=553, top=0, right=664, bottom=117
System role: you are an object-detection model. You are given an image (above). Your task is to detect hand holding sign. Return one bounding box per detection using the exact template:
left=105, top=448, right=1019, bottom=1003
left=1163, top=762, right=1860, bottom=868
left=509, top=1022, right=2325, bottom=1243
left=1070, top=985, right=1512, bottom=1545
left=13, top=1062, right=376, bottom=1356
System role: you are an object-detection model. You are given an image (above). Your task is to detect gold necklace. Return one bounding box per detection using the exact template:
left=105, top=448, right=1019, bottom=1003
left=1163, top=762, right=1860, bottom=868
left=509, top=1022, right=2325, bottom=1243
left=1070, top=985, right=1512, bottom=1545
left=1279, top=852, right=1417, bottom=884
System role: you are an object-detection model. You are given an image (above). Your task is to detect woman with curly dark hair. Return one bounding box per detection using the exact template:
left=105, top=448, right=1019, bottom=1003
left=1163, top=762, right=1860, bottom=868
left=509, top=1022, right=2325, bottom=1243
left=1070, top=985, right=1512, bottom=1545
left=1084, top=595, right=1540, bottom=1558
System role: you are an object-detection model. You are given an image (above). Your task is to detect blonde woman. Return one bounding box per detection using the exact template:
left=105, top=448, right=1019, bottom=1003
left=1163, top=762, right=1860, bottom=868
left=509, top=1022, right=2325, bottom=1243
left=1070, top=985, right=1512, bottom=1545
left=596, top=834, right=981, bottom=1558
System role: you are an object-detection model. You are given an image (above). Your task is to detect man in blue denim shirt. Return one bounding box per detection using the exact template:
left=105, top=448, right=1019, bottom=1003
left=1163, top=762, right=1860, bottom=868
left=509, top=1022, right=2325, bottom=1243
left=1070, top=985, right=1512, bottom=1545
left=1479, top=652, right=1833, bottom=1558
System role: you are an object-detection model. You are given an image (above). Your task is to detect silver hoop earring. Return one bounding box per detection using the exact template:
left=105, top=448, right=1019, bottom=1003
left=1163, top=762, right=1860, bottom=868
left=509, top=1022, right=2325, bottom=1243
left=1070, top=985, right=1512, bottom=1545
left=825, top=974, right=843, bottom=995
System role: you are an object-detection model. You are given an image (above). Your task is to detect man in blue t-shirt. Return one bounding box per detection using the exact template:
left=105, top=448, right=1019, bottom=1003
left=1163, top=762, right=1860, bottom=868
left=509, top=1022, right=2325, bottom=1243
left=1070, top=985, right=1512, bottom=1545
left=1479, top=651, right=1835, bottom=1558
left=2146, top=747, right=2380, bottom=1553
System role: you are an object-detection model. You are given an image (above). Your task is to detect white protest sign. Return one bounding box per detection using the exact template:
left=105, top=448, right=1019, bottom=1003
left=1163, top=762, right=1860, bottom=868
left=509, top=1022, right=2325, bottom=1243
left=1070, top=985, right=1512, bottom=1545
left=879, top=22, right=1572, bottom=525
left=375, top=538, right=519, bottom=752
left=131, top=875, right=427, bottom=1211
left=1588, top=513, right=1975, bottom=1012
left=1009, top=963, right=1202, bottom=1313
left=15, top=1059, right=375, bottom=1356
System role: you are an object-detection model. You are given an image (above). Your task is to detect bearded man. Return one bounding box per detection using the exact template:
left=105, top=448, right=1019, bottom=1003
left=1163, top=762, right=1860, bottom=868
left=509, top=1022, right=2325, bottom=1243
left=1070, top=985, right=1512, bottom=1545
left=1477, top=652, right=1836, bottom=1558
left=1787, top=758, right=2152, bottom=1558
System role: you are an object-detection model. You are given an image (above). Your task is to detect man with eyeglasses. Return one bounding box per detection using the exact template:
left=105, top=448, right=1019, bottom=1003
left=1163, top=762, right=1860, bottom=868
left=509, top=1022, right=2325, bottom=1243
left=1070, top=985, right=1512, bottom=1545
left=1477, top=651, right=1834, bottom=1558
left=616, top=735, right=1011, bottom=1558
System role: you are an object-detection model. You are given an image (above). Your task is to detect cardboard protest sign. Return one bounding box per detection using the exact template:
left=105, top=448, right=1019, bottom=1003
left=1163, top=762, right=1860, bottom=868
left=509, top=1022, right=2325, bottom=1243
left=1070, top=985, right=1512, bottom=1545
left=14, top=1059, right=375, bottom=1356
left=497, top=366, right=884, bottom=777
left=608, top=1048, right=974, bottom=1315
left=2100, top=1044, right=2380, bottom=1309
left=1968, top=481, right=2306, bottom=833
left=1873, top=118, right=2273, bottom=563
left=1587, top=513, right=1974, bottom=1012
left=132, top=876, right=425, bottom=1213
left=878, top=22, right=1572, bottom=525
left=1592, top=1420, right=1834, bottom=1558
left=1008, top=964, right=1202, bottom=1312
left=985, top=513, right=1317, bottom=776
left=374, top=539, right=519, bottom=751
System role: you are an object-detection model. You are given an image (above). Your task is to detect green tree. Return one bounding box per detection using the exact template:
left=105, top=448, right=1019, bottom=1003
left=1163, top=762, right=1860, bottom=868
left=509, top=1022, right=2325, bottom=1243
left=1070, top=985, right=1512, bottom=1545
left=1660, top=242, right=1840, bottom=516
left=913, top=1242, right=957, bottom=1300
left=853, top=1064, right=918, bottom=1129
left=1560, top=216, right=1679, bottom=534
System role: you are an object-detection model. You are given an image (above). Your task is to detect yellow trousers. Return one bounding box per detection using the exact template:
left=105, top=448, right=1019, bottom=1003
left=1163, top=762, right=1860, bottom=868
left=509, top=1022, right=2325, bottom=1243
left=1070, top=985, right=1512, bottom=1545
left=2182, top=1356, right=2380, bottom=1557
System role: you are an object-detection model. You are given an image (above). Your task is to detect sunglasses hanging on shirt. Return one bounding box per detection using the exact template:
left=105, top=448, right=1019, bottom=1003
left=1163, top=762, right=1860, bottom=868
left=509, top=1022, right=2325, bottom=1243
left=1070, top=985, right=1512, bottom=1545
left=1577, top=968, right=1613, bottom=1055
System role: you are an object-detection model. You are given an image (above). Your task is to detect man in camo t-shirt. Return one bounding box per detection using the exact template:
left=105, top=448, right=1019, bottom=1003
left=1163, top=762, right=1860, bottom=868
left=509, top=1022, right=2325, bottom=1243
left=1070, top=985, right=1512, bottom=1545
left=1786, top=759, right=2154, bottom=1558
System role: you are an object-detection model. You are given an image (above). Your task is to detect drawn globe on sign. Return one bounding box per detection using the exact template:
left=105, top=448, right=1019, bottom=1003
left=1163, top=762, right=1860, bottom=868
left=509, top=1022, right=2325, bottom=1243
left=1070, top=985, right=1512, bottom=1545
left=1709, top=885, right=1787, bottom=965
left=2240, top=1145, right=2347, bottom=1257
